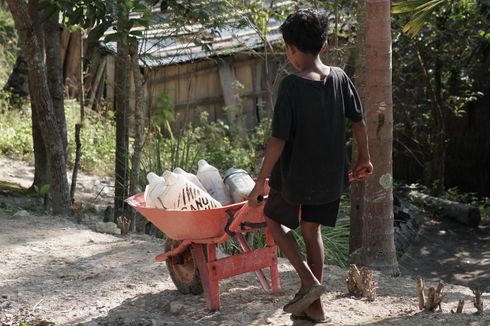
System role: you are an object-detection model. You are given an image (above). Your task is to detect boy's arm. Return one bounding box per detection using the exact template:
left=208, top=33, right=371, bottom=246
left=352, top=120, right=374, bottom=179
left=248, top=136, right=285, bottom=207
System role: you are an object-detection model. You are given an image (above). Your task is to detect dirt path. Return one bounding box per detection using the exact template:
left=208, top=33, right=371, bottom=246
left=0, top=158, right=489, bottom=325
left=399, top=217, right=490, bottom=293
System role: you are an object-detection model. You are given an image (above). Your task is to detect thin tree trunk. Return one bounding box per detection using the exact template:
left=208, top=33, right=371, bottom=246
left=70, top=123, right=82, bottom=203
left=7, top=0, right=71, bottom=214
left=129, top=43, right=144, bottom=232
left=113, top=40, right=130, bottom=221
left=351, top=0, right=399, bottom=275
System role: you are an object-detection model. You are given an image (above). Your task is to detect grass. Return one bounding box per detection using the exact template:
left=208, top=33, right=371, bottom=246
left=0, top=99, right=116, bottom=176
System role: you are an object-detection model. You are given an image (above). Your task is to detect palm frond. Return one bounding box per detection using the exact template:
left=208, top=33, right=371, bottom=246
left=393, top=0, right=446, bottom=37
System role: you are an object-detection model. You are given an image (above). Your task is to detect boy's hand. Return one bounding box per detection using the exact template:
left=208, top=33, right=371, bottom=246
left=353, top=160, right=373, bottom=180
left=248, top=181, right=265, bottom=207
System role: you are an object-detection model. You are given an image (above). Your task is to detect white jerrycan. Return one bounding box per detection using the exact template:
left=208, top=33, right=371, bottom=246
left=147, top=171, right=221, bottom=210
left=144, top=172, right=166, bottom=208
left=173, top=167, right=207, bottom=192
left=196, top=160, right=233, bottom=206
left=223, top=168, right=255, bottom=203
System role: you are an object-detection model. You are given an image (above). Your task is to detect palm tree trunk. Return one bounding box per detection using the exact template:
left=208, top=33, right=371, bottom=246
left=351, top=0, right=399, bottom=276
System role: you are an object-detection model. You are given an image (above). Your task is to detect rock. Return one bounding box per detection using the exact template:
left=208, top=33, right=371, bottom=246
left=169, top=302, right=184, bottom=314
left=95, top=222, right=121, bottom=235
left=13, top=210, right=29, bottom=217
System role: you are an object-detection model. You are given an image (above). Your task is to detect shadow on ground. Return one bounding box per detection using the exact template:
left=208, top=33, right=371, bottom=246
left=399, top=217, right=490, bottom=292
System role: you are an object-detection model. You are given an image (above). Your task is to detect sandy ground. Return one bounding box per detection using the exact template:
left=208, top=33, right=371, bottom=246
left=0, top=157, right=489, bottom=326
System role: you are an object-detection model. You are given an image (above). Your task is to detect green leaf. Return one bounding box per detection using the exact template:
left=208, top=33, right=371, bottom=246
left=39, top=184, right=50, bottom=195
left=393, top=0, right=428, bottom=14
left=393, top=0, right=446, bottom=37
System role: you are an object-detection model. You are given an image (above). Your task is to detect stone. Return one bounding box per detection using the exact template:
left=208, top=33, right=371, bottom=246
left=95, top=222, right=121, bottom=235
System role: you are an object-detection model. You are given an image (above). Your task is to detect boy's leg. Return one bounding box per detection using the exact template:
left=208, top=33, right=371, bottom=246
left=300, top=220, right=327, bottom=319
left=265, top=216, right=320, bottom=292
left=300, top=220, right=324, bottom=281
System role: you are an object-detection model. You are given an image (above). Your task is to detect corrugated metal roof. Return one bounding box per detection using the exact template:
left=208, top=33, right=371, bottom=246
left=100, top=2, right=351, bottom=67
left=103, top=17, right=283, bottom=67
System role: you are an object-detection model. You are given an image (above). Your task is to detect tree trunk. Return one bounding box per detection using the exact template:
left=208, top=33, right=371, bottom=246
left=129, top=43, right=144, bottom=232
left=3, top=55, right=29, bottom=99
left=44, top=9, right=67, bottom=156
left=28, top=0, right=49, bottom=189
left=63, top=30, right=81, bottom=98
left=129, top=43, right=144, bottom=196
left=113, top=40, right=130, bottom=220
left=351, top=0, right=399, bottom=276
left=7, top=0, right=71, bottom=214
left=349, top=0, right=369, bottom=257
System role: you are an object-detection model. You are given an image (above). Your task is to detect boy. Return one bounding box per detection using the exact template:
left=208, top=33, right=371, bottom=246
left=248, top=8, right=373, bottom=323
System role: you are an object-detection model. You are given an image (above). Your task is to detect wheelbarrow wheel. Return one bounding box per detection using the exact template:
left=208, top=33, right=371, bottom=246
left=164, top=239, right=203, bottom=295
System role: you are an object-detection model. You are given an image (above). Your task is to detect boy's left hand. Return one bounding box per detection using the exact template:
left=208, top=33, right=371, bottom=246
left=352, top=160, right=373, bottom=180
left=248, top=181, right=265, bottom=207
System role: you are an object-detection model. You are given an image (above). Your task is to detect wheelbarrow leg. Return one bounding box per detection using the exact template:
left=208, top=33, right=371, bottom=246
left=266, top=228, right=281, bottom=294
left=191, top=243, right=221, bottom=310
left=234, top=233, right=271, bottom=291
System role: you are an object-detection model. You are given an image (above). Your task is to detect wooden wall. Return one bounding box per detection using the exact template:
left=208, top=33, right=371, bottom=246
left=141, top=53, right=275, bottom=132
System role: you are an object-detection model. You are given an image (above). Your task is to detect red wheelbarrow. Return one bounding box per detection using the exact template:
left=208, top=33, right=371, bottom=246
left=125, top=189, right=281, bottom=310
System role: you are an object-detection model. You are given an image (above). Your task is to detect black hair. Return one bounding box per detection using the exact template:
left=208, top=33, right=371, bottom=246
left=279, top=8, right=329, bottom=55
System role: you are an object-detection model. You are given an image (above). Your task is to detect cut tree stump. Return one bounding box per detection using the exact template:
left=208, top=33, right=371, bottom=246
left=415, top=277, right=445, bottom=311
left=473, top=288, right=484, bottom=314
left=346, top=264, right=378, bottom=301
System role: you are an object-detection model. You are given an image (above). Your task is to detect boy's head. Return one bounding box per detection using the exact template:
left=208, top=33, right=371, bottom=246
left=280, top=8, right=329, bottom=55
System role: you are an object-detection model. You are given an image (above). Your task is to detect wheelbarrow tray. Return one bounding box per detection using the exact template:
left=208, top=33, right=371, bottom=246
left=126, top=193, right=246, bottom=240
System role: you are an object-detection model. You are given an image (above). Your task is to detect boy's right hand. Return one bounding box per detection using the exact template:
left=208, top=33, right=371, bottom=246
left=248, top=181, right=265, bottom=207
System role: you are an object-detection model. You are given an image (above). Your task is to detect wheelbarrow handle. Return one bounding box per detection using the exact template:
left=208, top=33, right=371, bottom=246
left=224, top=202, right=266, bottom=235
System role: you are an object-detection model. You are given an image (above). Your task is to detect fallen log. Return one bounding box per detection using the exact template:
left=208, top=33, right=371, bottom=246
left=408, top=191, right=481, bottom=227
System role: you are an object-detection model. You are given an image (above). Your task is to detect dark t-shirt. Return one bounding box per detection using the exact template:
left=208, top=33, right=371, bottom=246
left=269, top=66, right=364, bottom=205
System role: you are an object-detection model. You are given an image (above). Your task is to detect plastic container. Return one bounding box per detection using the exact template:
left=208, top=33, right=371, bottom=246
left=196, top=159, right=233, bottom=206
left=224, top=168, right=255, bottom=203
left=173, top=167, right=207, bottom=192
left=145, top=171, right=221, bottom=210
left=144, top=172, right=166, bottom=208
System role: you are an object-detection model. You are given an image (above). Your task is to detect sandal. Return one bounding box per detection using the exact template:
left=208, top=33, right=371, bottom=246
left=291, top=312, right=332, bottom=324
left=283, top=284, right=327, bottom=315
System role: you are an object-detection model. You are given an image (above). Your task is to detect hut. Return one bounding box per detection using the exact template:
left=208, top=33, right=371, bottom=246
left=72, top=11, right=286, bottom=133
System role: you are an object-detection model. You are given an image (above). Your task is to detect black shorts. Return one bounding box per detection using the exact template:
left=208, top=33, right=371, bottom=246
left=264, top=188, right=340, bottom=229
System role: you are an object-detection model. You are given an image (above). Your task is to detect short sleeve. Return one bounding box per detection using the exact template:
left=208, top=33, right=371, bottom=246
left=271, top=77, right=294, bottom=140
left=344, top=74, right=364, bottom=122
